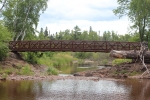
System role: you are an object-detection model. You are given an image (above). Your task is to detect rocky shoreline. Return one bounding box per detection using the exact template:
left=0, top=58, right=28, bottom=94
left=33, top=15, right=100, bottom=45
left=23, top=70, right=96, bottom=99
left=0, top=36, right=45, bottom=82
left=0, top=52, right=150, bottom=81
left=73, top=62, right=150, bottom=79
left=0, top=74, right=126, bottom=82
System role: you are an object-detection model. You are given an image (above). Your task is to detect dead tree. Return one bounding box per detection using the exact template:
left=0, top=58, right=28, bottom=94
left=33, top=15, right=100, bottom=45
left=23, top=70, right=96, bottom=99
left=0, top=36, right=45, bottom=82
left=139, top=42, right=149, bottom=78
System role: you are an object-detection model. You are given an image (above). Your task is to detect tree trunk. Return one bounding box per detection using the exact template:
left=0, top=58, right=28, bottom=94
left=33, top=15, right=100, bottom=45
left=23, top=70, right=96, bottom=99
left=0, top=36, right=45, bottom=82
left=110, top=50, right=150, bottom=59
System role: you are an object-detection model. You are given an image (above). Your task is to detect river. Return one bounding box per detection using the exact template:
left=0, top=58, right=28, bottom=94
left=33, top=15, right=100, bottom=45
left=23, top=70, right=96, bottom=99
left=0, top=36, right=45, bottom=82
left=0, top=79, right=150, bottom=100
left=0, top=66, right=150, bottom=100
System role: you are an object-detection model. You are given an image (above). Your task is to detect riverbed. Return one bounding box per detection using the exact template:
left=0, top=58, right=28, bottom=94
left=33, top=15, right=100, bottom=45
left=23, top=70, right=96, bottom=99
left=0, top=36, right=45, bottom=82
left=0, top=78, right=150, bottom=100
left=1, top=66, right=150, bottom=100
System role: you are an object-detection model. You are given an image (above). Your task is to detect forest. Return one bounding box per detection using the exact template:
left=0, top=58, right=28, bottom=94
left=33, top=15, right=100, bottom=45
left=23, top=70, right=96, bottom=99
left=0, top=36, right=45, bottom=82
left=0, top=0, right=150, bottom=75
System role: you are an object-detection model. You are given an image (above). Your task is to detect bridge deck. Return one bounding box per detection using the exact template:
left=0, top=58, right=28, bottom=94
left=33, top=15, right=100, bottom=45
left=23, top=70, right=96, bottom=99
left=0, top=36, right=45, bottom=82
left=9, top=40, right=141, bottom=52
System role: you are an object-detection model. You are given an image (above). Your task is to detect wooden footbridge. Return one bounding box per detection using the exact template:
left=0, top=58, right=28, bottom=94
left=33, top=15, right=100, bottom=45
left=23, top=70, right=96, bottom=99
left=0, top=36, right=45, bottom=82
left=9, top=40, right=141, bottom=52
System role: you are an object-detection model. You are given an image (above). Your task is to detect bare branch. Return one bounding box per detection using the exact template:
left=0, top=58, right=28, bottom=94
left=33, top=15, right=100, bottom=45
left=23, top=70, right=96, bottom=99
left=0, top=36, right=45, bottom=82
left=0, top=0, right=7, bottom=12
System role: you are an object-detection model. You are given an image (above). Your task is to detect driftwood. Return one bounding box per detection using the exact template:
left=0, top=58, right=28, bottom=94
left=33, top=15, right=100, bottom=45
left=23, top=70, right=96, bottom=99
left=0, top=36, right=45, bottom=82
left=110, top=41, right=150, bottom=78
left=110, top=50, right=150, bottom=59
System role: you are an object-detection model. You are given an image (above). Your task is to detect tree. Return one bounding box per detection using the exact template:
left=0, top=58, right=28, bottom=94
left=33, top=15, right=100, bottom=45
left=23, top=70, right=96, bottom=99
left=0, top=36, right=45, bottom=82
left=38, top=28, right=45, bottom=40
left=89, top=26, right=93, bottom=33
left=80, top=31, right=88, bottom=40
left=44, top=27, right=49, bottom=37
left=0, top=0, right=7, bottom=13
left=113, top=0, right=150, bottom=42
left=73, top=25, right=81, bottom=40
left=2, top=0, right=48, bottom=41
left=88, top=31, right=99, bottom=41
left=64, top=29, right=71, bottom=40
left=0, top=21, right=11, bottom=61
left=102, top=31, right=111, bottom=41
left=111, top=31, right=119, bottom=41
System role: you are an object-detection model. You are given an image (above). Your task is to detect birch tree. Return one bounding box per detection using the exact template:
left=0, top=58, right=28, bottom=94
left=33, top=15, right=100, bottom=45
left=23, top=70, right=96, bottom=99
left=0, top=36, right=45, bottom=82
left=2, top=0, right=48, bottom=41
left=114, top=0, right=150, bottom=42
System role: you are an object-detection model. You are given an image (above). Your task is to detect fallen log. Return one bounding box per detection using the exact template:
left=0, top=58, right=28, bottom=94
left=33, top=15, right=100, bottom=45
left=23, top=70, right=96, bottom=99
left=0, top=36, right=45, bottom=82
left=110, top=50, right=150, bottom=59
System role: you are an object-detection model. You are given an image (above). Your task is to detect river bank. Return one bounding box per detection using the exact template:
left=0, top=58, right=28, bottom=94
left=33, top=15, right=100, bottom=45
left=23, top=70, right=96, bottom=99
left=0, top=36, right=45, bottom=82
left=74, top=62, right=150, bottom=79
left=0, top=52, right=150, bottom=81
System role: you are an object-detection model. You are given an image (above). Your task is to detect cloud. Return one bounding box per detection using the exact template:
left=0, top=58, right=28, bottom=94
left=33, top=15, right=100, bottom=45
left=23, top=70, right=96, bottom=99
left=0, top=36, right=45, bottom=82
left=38, top=0, right=130, bottom=35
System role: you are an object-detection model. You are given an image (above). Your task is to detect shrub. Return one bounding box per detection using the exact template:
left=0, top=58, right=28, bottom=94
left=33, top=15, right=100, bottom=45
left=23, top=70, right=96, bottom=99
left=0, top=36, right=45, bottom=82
left=129, top=71, right=141, bottom=76
left=101, top=59, right=108, bottom=65
left=47, top=66, right=58, bottom=75
left=23, top=52, right=39, bottom=64
left=0, top=21, right=11, bottom=61
left=0, top=43, right=9, bottom=61
left=120, top=70, right=128, bottom=74
left=74, top=52, right=92, bottom=59
left=112, top=59, right=131, bottom=66
left=4, top=69, right=13, bottom=75
left=19, top=65, right=33, bottom=75
left=2, top=73, right=7, bottom=79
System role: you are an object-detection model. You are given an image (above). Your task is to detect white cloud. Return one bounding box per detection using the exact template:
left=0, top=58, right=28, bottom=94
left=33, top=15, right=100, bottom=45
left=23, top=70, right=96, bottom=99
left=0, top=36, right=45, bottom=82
left=38, top=0, right=130, bottom=35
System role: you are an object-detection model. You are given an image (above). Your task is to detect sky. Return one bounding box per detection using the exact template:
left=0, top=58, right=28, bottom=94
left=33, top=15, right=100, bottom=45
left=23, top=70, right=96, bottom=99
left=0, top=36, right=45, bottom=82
left=38, top=0, right=130, bottom=35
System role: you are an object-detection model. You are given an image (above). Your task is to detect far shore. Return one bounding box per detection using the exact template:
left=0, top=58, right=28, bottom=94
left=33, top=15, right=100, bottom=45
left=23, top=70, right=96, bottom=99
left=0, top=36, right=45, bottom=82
left=0, top=74, right=127, bottom=82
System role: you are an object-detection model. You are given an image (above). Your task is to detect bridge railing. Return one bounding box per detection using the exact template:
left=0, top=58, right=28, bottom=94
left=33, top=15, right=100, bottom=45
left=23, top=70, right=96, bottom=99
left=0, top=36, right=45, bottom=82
left=9, top=40, right=141, bottom=52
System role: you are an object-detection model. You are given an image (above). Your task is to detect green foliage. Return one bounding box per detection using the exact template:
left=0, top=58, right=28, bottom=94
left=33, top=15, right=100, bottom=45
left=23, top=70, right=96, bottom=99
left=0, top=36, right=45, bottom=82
left=51, top=53, right=74, bottom=67
left=129, top=71, right=141, bottom=76
left=101, top=59, right=108, bottom=65
left=112, top=59, right=132, bottom=66
left=113, top=71, right=118, bottom=74
left=120, top=70, right=128, bottom=74
left=3, top=0, right=48, bottom=40
left=19, top=65, right=33, bottom=75
left=0, top=21, right=11, bottom=61
left=113, top=70, right=128, bottom=75
left=0, top=67, right=14, bottom=75
left=38, top=52, right=75, bottom=75
left=0, top=43, right=9, bottom=61
left=4, top=69, right=13, bottom=75
left=74, top=52, right=92, bottom=59
left=47, top=66, right=58, bottom=75
left=25, top=52, right=38, bottom=64
left=23, top=52, right=44, bottom=64
left=114, top=0, right=150, bottom=42
left=2, top=73, right=7, bottom=79
left=0, top=21, right=11, bottom=41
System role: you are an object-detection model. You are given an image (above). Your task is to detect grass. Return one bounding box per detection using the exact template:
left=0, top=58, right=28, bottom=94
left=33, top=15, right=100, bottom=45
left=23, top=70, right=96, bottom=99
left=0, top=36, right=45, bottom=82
left=37, top=52, right=76, bottom=75
left=0, top=67, right=14, bottom=75
left=113, top=70, right=128, bottom=74
left=51, top=53, right=75, bottom=67
left=2, top=73, right=7, bottom=79
left=39, top=52, right=75, bottom=65
left=120, top=70, right=128, bottom=74
left=112, top=59, right=132, bottom=66
left=101, top=59, right=108, bottom=65
left=17, top=65, right=33, bottom=75
left=47, top=66, right=58, bottom=75
left=129, top=71, right=141, bottom=76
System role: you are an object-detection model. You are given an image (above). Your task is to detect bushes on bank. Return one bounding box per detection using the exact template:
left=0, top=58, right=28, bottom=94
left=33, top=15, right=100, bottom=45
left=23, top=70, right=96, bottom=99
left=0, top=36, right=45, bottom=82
left=47, top=66, right=58, bottom=75
left=112, top=59, right=131, bottom=66
left=0, top=43, right=9, bottom=61
left=0, top=21, right=11, bottom=61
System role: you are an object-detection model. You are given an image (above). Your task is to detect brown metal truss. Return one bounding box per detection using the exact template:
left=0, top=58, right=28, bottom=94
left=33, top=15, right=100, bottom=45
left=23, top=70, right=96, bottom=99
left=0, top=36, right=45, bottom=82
left=9, top=40, right=141, bottom=52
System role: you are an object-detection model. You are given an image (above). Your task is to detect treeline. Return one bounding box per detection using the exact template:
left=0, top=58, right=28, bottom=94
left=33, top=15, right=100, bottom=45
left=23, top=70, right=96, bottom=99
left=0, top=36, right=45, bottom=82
left=0, top=0, right=150, bottom=64
left=38, top=25, right=140, bottom=42
left=34, top=25, right=140, bottom=60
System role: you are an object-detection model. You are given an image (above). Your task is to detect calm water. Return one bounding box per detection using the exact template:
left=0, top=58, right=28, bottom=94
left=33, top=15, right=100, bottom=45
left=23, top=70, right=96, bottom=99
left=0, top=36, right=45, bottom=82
left=57, top=66, right=105, bottom=74
left=0, top=79, right=150, bottom=100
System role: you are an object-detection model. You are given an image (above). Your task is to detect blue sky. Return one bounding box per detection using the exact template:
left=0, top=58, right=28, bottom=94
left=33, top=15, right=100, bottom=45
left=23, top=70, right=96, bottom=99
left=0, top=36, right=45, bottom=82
left=38, top=0, right=130, bottom=35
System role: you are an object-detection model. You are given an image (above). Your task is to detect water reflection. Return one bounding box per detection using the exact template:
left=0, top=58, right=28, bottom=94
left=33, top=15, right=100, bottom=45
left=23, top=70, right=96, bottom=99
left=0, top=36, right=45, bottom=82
left=0, top=80, right=36, bottom=100
left=123, top=79, right=150, bottom=100
left=0, top=79, right=150, bottom=100
left=57, top=65, right=100, bottom=74
left=34, top=80, right=130, bottom=100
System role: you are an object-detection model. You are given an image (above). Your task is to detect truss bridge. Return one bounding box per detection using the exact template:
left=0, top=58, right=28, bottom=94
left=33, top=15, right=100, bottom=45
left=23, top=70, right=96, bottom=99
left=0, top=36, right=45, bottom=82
left=9, top=40, right=141, bottom=52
